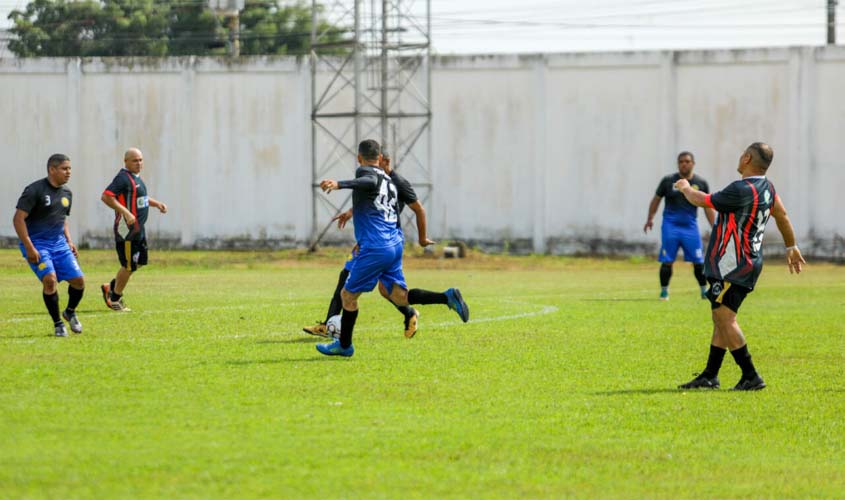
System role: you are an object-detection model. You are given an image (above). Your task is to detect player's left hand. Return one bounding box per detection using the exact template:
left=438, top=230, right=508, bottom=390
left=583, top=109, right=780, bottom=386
left=787, top=247, right=806, bottom=274
left=69, top=243, right=78, bottom=258
left=320, top=179, right=339, bottom=193
left=420, top=238, right=435, bottom=247
left=333, top=210, right=353, bottom=229
left=158, top=203, right=168, bottom=214
left=673, top=178, right=690, bottom=191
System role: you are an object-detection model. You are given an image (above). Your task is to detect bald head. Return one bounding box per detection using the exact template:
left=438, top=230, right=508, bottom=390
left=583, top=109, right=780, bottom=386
left=124, top=148, right=142, bottom=161
left=124, top=148, right=144, bottom=174
left=745, top=142, right=773, bottom=171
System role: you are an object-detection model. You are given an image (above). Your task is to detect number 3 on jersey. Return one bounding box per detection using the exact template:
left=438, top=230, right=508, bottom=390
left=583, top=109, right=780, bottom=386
left=374, top=177, right=398, bottom=223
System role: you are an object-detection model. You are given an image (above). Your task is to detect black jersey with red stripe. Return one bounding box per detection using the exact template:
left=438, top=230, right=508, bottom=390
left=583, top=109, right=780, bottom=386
left=703, top=176, right=776, bottom=290
left=103, top=169, right=149, bottom=240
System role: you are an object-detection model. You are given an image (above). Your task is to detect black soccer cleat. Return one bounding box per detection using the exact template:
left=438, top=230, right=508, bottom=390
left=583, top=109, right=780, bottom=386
left=678, top=373, right=720, bottom=390
left=731, top=374, right=767, bottom=391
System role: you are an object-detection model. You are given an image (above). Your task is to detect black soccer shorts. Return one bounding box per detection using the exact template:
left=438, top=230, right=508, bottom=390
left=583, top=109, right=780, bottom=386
left=706, top=278, right=751, bottom=313
left=116, top=236, right=148, bottom=272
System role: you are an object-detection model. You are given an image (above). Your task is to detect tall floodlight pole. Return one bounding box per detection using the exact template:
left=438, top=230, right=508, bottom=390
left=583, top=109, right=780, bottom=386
left=828, top=0, right=838, bottom=44
left=310, top=0, right=432, bottom=250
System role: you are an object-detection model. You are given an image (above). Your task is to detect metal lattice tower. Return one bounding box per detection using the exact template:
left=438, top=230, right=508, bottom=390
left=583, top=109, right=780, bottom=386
left=309, top=0, right=432, bottom=250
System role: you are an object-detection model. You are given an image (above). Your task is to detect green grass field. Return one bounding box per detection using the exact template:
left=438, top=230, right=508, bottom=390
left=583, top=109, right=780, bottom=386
left=1, top=248, right=843, bottom=498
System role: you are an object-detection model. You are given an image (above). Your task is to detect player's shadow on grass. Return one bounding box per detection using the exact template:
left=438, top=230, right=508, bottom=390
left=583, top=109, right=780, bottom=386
left=255, top=337, right=318, bottom=344
left=225, top=357, right=339, bottom=365
left=594, top=388, right=719, bottom=395
left=580, top=298, right=654, bottom=302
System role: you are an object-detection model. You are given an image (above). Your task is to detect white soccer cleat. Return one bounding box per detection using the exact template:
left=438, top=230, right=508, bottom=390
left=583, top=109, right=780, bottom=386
left=62, top=310, right=83, bottom=334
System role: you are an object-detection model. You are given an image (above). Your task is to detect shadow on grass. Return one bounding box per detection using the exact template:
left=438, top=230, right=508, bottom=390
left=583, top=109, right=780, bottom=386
left=594, top=388, right=728, bottom=396
left=255, top=337, right=317, bottom=344
left=580, top=298, right=654, bottom=302
left=0, top=334, right=51, bottom=340
left=225, top=357, right=343, bottom=365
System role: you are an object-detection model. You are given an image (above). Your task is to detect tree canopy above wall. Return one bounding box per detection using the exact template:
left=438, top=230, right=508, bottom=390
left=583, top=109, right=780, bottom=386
left=7, top=0, right=346, bottom=57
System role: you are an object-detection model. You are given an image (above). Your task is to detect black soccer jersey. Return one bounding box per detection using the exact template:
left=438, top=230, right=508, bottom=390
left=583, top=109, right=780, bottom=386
left=15, top=178, right=72, bottom=244
left=704, top=176, right=777, bottom=290
left=390, top=170, right=418, bottom=229
left=655, top=173, right=710, bottom=227
left=338, top=166, right=403, bottom=249
left=104, top=169, right=149, bottom=240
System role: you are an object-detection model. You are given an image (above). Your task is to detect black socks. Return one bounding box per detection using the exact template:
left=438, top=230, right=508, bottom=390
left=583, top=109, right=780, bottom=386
left=109, top=279, right=121, bottom=302
left=326, top=269, right=350, bottom=322
left=394, top=304, right=414, bottom=318
left=67, top=285, right=84, bottom=312
left=339, top=308, right=358, bottom=349
left=693, top=264, right=706, bottom=286
left=659, top=263, right=673, bottom=287
left=408, top=288, right=448, bottom=305
left=43, top=292, right=61, bottom=325
left=731, top=345, right=758, bottom=379
left=703, top=345, right=727, bottom=378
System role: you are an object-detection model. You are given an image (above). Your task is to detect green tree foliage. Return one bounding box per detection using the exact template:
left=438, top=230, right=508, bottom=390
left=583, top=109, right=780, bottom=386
left=7, top=0, right=346, bottom=57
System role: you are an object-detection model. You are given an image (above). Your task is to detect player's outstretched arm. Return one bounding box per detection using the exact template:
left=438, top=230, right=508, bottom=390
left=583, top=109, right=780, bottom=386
left=408, top=201, right=435, bottom=247
left=771, top=195, right=806, bottom=274
left=13, top=209, right=40, bottom=264
left=674, top=179, right=709, bottom=208
left=644, top=196, right=661, bottom=233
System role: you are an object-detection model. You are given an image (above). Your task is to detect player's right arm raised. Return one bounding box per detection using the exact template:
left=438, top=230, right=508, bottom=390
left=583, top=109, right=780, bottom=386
left=770, top=195, right=805, bottom=274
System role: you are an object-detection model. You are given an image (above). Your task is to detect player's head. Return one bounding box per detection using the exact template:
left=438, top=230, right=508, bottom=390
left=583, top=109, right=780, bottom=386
left=379, top=150, right=392, bottom=174
left=739, top=142, right=773, bottom=175
left=46, top=153, right=71, bottom=185
left=124, top=148, right=144, bottom=174
left=677, top=151, right=695, bottom=177
left=357, top=139, right=381, bottom=166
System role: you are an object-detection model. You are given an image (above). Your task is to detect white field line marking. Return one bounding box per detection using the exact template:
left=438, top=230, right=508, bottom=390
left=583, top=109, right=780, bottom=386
left=0, top=300, right=559, bottom=343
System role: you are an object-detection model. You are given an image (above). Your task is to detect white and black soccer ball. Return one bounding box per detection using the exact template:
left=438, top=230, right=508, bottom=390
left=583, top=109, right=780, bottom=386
left=326, top=314, right=342, bottom=339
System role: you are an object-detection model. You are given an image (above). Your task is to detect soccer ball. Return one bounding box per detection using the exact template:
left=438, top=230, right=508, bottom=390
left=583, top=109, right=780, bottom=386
left=326, top=314, right=342, bottom=339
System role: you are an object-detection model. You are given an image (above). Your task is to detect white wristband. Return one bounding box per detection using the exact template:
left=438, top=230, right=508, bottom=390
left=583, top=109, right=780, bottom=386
left=785, top=245, right=798, bottom=251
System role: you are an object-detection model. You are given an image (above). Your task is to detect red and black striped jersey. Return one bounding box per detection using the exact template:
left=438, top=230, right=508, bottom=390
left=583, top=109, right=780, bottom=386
left=103, top=169, right=149, bottom=240
left=703, top=176, right=777, bottom=290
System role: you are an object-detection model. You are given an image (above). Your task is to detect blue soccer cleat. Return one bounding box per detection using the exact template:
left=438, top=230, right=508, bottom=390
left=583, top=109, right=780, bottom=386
left=445, top=288, right=469, bottom=323
left=316, top=339, right=354, bottom=357
left=659, top=289, right=669, bottom=301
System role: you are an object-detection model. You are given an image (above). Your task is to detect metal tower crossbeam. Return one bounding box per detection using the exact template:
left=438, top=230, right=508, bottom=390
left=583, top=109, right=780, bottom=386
left=310, top=0, right=432, bottom=251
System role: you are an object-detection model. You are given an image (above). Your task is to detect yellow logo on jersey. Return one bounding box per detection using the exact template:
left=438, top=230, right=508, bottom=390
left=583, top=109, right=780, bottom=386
left=691, top=184, right=700, bottom=191
left=38, top=263, right=47, bottom=270
left=61, top=197, right=69, bottom=207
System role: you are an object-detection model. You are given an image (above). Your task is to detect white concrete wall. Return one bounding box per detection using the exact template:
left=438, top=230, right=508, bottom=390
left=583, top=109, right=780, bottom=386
left=2, top=47, right=844, bottom=257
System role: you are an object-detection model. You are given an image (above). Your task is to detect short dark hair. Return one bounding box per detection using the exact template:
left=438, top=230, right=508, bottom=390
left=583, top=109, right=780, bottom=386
left=746, top=142, right=773, bottom=170
left=358, top=139, right=381, bottom=162
left=677, top=151, right=695, bottom=162
left=47, top=153, right=70, bottom=171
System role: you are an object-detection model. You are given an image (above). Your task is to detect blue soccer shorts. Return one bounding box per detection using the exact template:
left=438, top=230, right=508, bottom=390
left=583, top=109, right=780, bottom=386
left=20, top=241, right=84, bottom=282
left=659, top=224, right=704, bottom=264
left=343, top=245, right=360, bottom=272
left=344, top=241, right=407, bottom=294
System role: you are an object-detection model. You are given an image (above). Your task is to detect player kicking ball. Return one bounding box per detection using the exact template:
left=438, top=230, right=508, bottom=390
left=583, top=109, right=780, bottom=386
left=312, top=140, right=469, bottom=357
left=304, top=151, right=468, bottom=340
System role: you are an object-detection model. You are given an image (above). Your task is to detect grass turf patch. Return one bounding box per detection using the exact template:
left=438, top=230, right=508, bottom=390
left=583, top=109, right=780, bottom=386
left=1, top=249, right=843, bottom=498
